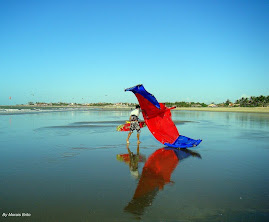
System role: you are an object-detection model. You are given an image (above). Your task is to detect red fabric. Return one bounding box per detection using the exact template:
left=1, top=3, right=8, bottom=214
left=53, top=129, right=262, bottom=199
left=117, top=121, right=146, bottom=132
left=135, top=93, right=179, bottom=144
left=133, top=148, right=179, bottom=198
left=118, top=154, right=131, bottom=162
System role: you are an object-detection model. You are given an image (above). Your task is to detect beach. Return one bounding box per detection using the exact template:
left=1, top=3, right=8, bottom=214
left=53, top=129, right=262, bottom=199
left=174, top=107, right=269, bottom=113
left=1, top=105, right=269, bottom=114
left=1, top=109, right=269, bottom=221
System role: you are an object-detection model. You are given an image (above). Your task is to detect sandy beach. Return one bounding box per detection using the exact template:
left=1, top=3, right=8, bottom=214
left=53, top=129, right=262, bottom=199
left=1, top=105, right=269, bottom=114
left=91, top=106, right=269, bottom=113
left=173, top=107, right=269, bottom=113
left=1, top=108, right=269, bottom=222
left=99, top=106, right=269, bottom=113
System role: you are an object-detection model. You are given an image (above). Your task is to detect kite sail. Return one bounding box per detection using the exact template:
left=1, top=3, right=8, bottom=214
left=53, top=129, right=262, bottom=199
left=125, top=84, right=202, bottom=148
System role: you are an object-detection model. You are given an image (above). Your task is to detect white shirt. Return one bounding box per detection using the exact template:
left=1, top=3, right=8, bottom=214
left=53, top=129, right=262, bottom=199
left=130, top=108, right=140, bottom=117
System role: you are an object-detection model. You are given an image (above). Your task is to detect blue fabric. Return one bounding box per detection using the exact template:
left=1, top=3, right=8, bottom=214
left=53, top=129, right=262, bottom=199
left=164, top=135, right=202, bottom=148
left=125, top=84, right=160, bottom=109
left=164, top=147, right=192, bottom=160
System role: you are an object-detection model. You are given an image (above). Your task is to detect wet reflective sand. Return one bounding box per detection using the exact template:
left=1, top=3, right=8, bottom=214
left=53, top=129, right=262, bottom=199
left=0, top=110, right=269, bottom=221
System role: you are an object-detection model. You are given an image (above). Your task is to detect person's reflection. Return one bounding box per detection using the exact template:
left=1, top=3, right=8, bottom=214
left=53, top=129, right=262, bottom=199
left=124, top=147, right=201, bottom=216
left=116, top=143, right=146, bottom=179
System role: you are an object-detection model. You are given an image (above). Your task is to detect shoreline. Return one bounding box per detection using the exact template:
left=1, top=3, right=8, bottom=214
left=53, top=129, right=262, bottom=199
left=173, top=107, right=269, bottom=113
left=97, top=106, right=269, bottom=113
left=1, top=105, right=269, bottom=114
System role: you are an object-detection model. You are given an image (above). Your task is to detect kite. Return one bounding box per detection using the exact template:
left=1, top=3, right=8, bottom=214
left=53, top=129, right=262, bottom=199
left=117, top=121, right=146, bottom=132
left=125, top=84, right=202, bottom=148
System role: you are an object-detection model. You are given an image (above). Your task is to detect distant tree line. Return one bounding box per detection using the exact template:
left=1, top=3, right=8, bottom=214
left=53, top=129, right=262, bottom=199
left=165, top=101, right=208, bottom=107
left=235, top=95, right=269, bottom=107
left=88, top=103, right=113, bottom=106
left=28, top=102, right=70, bottom=106
left=26, top=95, right=269, bottom=108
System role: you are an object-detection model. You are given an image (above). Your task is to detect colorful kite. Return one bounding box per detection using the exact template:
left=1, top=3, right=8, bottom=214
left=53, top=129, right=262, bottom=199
left=125, top=84, right=202, bottom=148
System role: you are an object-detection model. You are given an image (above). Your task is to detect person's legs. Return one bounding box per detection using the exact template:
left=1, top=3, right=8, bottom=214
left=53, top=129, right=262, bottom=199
left=135, top=122, right=141, bottom=144
left=137, top=133, right=141, bottom=144
left=136, top=143, right=140, bottom=154
left=127, top=131, right=132, bottom=143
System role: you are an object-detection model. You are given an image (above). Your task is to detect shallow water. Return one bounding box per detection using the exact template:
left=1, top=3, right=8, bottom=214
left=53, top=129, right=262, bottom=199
left=0, top=110, right=269, bottom=221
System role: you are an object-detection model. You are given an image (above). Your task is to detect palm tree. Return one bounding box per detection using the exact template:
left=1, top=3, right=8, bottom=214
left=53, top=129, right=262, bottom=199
left=225, top=99, right=231, bottom=106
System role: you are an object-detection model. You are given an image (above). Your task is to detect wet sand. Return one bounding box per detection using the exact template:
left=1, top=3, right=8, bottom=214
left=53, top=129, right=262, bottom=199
left=1, top=109, right=269, bottom=221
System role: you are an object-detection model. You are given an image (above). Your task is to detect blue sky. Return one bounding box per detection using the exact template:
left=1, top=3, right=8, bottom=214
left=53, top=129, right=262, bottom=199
left=0, top=0, right=268, bottom=105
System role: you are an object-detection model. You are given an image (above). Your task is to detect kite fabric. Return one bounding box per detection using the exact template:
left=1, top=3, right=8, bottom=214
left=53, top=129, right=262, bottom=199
left=125, top=84, right=202, bottom=148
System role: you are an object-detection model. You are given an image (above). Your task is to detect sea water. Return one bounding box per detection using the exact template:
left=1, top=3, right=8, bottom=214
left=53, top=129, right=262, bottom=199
left=0, top=110, right=269, bottom=221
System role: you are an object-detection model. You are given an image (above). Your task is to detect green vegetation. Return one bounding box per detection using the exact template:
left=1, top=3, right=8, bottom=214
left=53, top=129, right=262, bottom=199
left=88, top=103, right=113, bottom=106
left=225, top=99, right=231, bottom=106
left=51, top=102, right=70, bottom=106
left=235, top=95, right=269, bottom=107
left=3, top=95, right=269, bottom=108
left=165, top=101, right=208, bottom=107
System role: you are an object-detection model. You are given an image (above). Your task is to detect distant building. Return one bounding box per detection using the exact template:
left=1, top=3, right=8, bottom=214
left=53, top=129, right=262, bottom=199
left=36, top=103, right=48, bottom=106
left=208, top=104, right=217, bottom=108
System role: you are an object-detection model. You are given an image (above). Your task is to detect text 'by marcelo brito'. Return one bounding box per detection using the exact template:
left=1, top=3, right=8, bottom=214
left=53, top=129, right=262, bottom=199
left=2, top=213, right=31, bottom=217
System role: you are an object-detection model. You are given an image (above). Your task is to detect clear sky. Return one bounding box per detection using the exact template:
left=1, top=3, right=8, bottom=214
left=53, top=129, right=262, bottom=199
left=0, top=0, right=268, bottom=105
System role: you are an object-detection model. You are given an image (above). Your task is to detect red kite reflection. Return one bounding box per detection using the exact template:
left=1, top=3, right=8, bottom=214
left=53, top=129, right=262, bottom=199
left=124, top=147, right=201, bottom=216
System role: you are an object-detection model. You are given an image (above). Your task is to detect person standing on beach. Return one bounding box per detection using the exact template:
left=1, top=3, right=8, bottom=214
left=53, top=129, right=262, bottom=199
left=127, top=105, right=141, bottom=144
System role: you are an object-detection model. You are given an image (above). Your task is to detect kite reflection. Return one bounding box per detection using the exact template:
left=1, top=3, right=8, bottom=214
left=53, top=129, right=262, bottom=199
left=124, top=147, right=201, bottom=216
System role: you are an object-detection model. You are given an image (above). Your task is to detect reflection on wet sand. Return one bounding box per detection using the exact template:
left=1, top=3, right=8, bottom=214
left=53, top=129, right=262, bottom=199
left=116, top=144, right=146, bottom=179
left=124, top=147, right=201, bottom=217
